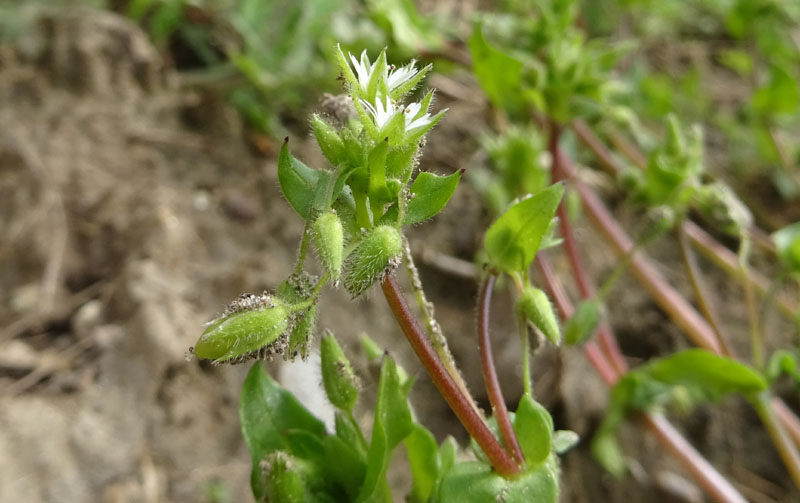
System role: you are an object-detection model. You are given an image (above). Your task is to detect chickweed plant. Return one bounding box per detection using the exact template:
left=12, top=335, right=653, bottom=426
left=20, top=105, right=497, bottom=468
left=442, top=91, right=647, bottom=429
left=191, top=46, right=572, bottom=502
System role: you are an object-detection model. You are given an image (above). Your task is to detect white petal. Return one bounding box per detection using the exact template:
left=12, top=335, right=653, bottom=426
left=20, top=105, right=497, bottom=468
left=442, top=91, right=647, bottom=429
left=387, top=61, right=418, bottom=90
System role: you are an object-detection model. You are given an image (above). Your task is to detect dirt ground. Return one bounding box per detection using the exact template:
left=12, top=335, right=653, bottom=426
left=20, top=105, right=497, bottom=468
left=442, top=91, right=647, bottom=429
left=1, top=8, right=798, bottom=503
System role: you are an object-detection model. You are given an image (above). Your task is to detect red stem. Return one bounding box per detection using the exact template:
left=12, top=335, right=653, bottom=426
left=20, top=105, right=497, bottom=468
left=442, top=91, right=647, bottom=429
left=549, top=122, right=628, bottom=374
left=380, top=275, right=520, bottom=477
left=478, top=273, right=525, bottom=466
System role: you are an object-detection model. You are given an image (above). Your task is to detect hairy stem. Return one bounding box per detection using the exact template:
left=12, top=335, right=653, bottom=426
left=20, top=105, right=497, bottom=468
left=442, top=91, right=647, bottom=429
left=536, top=255, right=748, bottom=503
left=677, top=224, right=735, bottom=357
left=381, top=275, right=520, bottom=477
left=478, top=273, right=525, bottom=466
left=401, top=238, right=481, bottom=414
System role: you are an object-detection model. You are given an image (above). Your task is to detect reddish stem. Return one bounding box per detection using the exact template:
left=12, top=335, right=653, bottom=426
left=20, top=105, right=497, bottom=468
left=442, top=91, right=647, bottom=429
left=549, top=122, right=628, bottom=374
left=478, top=273, right=525, bottom=466
left=380, top=275, right=520, bottom=477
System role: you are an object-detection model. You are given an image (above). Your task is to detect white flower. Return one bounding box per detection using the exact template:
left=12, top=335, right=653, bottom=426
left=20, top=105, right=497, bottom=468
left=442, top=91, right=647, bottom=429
left=347, top=49, right=376, bottom=93
left=403, top=101, right=432, bottom=132
left=361, top=93, right=437, bottom=136
left=386, top=61, right=418, bottom=91
left=361, top=95, right=399, bottom=130
left=339, top=45, right=421, bottom=96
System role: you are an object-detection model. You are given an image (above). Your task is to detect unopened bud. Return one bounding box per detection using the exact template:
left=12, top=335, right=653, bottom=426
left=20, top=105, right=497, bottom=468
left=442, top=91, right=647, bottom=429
left=517, top=287, right=561, bottom=345
left=193, top=294, right=291, bottom=364
left=343, top=225, right=403, bottom=297
left=313, top=211, right=344, bottom=282
left=312, top=114, right=346, bottom=166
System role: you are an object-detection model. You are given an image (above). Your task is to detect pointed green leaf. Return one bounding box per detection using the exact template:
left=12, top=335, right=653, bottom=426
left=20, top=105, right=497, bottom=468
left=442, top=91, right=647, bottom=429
left=278, top=139, right=321, bottom=219
left=404, top=424, right=441, bottom=503
left=484, top=184, right=564, bottom=273
left=468, top=25, right=524, bottom=114
left=239, top=364, right=326, bottom=500
left=356, top=356, right=414, bottom=502
left=404, top=171, right=461, bottom=225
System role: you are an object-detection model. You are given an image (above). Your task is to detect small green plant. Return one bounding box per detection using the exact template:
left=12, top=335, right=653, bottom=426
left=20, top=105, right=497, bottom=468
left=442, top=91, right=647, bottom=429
left=456, top=0, right=800, bottom=500
left=192, top=46, right=574, bottom=502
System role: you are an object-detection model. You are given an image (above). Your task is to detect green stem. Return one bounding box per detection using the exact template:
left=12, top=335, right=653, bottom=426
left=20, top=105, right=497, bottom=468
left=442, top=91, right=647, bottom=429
left=677, top=224, right=735, bottom=357
left=295, top=220, right=312, bottom=275
left=739, top=239, right=764, bottom=370
left=751, top=392, right=800, bottom=489
left=381, top=274, right=520, bottom=477
left=511, top=273, right=532, bottom=397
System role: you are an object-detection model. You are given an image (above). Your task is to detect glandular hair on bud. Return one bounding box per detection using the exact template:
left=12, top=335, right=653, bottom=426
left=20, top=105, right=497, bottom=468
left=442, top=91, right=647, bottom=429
left=313, top=211, right=344, bottom=282
left=320, top=332, right=360, bottom=411
left=312, top=114, right=346, bottom=166
left=343, top=225, right=403, bottom=297
left=517, top=287, right=561, bottom=345
left=193, top=294, right=291, bottom=364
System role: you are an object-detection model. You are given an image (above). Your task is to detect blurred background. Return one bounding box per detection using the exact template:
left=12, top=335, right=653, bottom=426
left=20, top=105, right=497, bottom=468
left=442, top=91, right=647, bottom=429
left=0, top=0, right=798, bottom=502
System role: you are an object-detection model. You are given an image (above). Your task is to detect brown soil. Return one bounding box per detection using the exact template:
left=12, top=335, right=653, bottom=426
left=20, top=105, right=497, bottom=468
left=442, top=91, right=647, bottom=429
left=1, top=8, right=797, bottom=503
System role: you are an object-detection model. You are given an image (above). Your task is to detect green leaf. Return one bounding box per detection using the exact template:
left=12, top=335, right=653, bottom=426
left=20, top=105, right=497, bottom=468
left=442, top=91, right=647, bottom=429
left=468, top=25, right=524, bottom=114
left=552, top=430, right=579, bottom=454
left=591, top=350, right=767, bottom=476
left=773, top=222, right=800, bottom=274
left=484, top=184, right=565, bottom=274
left=646, top=349, right=767, bottom=397
left=437, top=460, right=559, bottom=503
left=514, top=395, right=553, bottom=466
left=324, top=434, right=367, bottom=500
left=403, top=171, right=462, bottom=225
left=239, top=364, right=327, bottom=500
left=356, top=355, right=414, bottom=502
left=404, top=424, right=441, bottom=503
left=278, top=139, right=321, bottom=219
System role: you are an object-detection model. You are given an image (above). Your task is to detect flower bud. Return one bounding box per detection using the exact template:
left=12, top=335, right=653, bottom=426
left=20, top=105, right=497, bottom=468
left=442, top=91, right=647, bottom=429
left=320, top=332, right=360, bottom=412
left=313, top=211, right=344, bottom=282
left=343, top=225, right=403, bottom=297
left=517, top=287, right=561, bottom=345
left=193, top=294, right=291, bottom=364
left=564, top=299, right=602, bottom=345
left=262, top=452, right=310, bottom=502
left=312, top=114, right=346, bottom=166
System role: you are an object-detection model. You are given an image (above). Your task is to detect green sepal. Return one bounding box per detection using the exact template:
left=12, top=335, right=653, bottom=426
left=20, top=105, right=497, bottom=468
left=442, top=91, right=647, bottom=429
left=312, top=114, right=346, bottom=167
